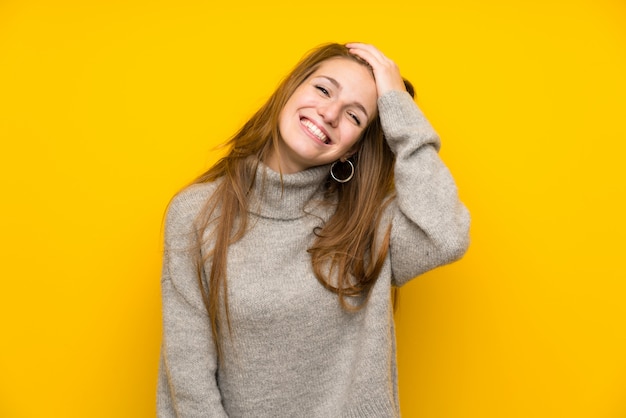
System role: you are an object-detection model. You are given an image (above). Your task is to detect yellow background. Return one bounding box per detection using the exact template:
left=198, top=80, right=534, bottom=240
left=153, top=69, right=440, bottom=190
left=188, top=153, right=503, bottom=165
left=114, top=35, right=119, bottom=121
left=1, top=0, right=625, bottom=416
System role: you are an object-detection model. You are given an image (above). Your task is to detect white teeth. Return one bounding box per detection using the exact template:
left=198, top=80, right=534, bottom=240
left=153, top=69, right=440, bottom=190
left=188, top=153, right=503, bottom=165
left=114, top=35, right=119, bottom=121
left=302, top=119, right=328, bottom=143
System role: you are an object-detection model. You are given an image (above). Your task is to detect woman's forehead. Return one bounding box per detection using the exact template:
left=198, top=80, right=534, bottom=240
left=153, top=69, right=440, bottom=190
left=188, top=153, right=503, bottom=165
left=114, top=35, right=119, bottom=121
left=310, top=58, right=378, bottom=112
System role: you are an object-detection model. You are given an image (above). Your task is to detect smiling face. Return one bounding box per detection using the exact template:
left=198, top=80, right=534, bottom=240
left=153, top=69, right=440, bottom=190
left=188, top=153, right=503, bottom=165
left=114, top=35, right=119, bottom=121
left=268, top=57, right=378, bottom=174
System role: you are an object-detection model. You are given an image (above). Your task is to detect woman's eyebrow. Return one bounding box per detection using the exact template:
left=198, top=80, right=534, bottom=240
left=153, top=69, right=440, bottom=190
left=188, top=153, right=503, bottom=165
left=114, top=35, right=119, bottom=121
left=319, top=75, right=341, bottom=89
left=317, top=75, right=370, bottom=119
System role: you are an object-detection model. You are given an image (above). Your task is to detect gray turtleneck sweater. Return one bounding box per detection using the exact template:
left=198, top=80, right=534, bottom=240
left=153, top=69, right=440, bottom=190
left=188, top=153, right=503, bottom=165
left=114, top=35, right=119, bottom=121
left=157, top=91, right=470, bottom=417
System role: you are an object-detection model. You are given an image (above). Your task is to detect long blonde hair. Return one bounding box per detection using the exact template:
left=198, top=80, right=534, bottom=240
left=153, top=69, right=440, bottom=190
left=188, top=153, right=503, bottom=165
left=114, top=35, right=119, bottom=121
left=190, top=43, right=410, bottom=356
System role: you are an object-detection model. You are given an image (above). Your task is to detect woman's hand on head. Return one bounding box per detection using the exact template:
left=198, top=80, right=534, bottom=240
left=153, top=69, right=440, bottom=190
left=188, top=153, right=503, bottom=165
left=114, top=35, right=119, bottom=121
left=346, top=43, right=406, bottom=97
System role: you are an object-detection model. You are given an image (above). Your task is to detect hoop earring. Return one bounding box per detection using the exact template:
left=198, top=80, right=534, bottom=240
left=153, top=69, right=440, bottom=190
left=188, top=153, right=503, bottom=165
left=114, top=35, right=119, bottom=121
left=330, top=159, right=354, bottom=183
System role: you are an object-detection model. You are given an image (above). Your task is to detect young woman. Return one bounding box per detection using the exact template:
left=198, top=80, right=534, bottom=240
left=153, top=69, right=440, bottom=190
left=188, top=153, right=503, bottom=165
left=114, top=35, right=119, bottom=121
left=157, top=42, right=470, bottom=417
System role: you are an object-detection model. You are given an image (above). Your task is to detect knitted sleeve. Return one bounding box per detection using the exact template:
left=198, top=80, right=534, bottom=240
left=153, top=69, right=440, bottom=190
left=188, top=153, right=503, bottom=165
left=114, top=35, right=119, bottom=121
left=157, top=184, right=229, bottom=418
left=378, top=90, right=471, bottom=286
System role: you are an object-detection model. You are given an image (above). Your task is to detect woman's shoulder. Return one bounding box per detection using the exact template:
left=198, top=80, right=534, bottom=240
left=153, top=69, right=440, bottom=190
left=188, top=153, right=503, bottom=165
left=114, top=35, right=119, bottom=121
left=166, top=182, right=219, bottom=226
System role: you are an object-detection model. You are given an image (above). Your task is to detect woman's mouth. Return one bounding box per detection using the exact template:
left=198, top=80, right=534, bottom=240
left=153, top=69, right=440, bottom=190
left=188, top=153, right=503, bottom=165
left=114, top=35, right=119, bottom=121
left=301, top=119, right=330, bottom=144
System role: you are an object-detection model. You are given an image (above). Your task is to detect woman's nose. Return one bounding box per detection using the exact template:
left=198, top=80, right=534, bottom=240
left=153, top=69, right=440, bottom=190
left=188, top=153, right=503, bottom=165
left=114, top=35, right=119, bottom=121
left=318, top=102, right=341, bottom=127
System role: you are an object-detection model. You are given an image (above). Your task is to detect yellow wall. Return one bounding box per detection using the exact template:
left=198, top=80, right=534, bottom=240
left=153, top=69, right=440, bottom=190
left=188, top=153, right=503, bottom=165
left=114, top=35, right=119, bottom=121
left=1, top=0, right=624, bottom=416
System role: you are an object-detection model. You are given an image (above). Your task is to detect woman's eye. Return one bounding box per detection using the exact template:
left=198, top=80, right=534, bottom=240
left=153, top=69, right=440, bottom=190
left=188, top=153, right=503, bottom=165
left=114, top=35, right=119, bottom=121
left=315, top=86, right=330, bottom=96
left=348, top=112, right=361, bottom=126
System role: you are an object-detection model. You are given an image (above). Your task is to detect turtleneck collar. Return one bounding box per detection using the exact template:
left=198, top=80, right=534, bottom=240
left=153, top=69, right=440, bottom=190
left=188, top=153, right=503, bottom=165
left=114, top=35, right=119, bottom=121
left=248, top=162, right=332, bottom=220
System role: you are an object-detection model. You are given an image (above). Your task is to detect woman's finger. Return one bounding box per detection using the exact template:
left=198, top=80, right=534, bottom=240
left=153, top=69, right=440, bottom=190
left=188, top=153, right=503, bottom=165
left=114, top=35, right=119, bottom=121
left=345, top=42, right=387, bottom=64
left=346, top=43, right=406, bottom=95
